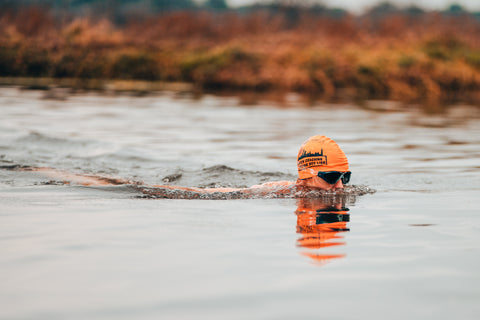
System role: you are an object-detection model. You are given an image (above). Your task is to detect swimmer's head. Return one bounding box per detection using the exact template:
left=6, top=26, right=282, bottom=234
left=297, top=135, right=350, bottom=189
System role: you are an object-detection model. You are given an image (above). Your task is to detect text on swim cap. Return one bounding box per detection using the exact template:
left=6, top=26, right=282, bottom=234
left=298, top=156, right=328, bottom=169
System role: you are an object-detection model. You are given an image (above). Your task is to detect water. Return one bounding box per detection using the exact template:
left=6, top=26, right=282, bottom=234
left=1, top=87, right=480, bottom=319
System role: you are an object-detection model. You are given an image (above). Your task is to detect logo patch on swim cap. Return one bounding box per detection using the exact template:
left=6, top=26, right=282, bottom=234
left=297, top=149, right=328, bottom=171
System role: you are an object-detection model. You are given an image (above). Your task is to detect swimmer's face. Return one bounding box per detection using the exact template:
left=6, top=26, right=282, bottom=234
left=298, top=175, right=344, bottom=190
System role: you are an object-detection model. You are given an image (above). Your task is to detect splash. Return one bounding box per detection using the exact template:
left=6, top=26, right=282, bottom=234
left=136, top=184, right=374, bottom=200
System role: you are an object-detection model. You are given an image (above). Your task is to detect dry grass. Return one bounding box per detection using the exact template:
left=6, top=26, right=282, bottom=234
left=0, top=7, right=479, bottom=104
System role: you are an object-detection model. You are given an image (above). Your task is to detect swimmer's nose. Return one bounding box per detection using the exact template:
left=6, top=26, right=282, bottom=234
left=333, top=179, right=343, bottom=190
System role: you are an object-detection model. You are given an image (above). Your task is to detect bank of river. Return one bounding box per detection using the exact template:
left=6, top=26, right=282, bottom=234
left=0, top=77, right=194, bottom=93
left=0, top=87, right=479, bottom=319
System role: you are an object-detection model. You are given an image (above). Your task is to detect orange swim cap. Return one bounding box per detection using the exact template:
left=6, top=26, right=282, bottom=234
left=297, top=135, right=349, bottom=179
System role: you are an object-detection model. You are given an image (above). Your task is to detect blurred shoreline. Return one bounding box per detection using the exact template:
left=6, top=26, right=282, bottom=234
left=1, top=3, right=479, bottom=106
left=2, top=76, right=479, bottom=111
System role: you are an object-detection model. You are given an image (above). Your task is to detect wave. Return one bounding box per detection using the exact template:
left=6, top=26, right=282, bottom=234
left=161, top=165, right=297, bottom=189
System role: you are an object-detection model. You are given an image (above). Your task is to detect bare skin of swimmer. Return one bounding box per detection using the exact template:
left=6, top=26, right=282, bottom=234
left=296, top=176, right=344, bottom=191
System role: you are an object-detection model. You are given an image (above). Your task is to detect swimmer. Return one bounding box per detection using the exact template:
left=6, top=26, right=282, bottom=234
left=5, top=135, right=351, bottom=199
left=141, top=135, right=351, bottom=198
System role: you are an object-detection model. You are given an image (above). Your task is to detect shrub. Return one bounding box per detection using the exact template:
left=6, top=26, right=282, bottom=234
left=110, top=52, right=160, bottom=80
left=398, top=55, right=416, bottom=68
left=17, top=46, right=52, bottom=77
left=0, top=46, right=20, bottom=76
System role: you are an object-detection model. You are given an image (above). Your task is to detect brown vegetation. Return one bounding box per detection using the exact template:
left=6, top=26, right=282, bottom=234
left=1, top=7, right=479, bottom=104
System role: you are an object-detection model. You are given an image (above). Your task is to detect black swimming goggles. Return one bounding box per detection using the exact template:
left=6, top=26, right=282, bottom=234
left=317, top=171, right=351, bottom=185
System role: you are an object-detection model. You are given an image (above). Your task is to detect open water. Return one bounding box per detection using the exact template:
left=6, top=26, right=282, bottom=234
left=0, top=87, right=479, bottom=319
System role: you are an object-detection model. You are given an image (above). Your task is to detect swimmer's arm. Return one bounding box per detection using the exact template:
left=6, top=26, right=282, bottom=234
left=16, top=167, right=132, bottom=186
left=14, top=166, right=253, bottom=191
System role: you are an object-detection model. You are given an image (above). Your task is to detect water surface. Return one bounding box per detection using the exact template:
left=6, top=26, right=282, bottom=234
left=1, top=88, right=479, bottom=319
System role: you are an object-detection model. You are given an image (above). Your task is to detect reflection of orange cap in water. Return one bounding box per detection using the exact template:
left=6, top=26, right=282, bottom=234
left=297, top=135, right=349, bottom=179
